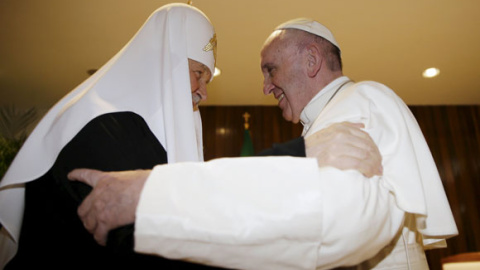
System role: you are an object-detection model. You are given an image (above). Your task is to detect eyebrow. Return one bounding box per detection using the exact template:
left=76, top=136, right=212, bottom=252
left=262, top=63, right=275, bottom=71
left=203, top=65, right=212, bottom=76
left=203, top=65, right=212, bottom=81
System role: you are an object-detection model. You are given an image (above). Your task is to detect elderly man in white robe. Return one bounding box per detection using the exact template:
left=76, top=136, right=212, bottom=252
left=66, top=18, right=457, bottom=270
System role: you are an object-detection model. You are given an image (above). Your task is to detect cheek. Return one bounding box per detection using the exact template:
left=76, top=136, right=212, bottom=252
left=189, top=73, right=198, bottom=92
left=284, top=91, right=303, bottom=118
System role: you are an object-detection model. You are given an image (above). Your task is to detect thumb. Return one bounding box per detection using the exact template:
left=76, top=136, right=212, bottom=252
left=67, top=168, right=103, bottom=187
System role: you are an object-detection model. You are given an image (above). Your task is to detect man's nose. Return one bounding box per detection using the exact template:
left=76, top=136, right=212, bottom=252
left=198, top=81, right=208, bottom=100
left=263, top=78, right=274, bottom=95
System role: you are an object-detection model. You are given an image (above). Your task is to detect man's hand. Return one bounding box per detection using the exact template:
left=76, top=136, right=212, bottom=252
left=305, top=122, right=383, bottom=177
left=67, top=168, right=151, bottom=246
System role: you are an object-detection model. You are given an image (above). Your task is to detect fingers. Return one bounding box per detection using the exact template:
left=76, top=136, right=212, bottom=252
left=307, top=121, right=384, bottom=177
left=80, top=200, right=109, bottom=246
left=93, top=221, right=109, bottom=246
left=325, top=155, right=382, bottom=178
left=70, top=169, right=148, bottom=246
left=345, top=155, right=382, bottom=177
left=77, top=184, right=110, bottom=246
left=78, top=190, right=103, bottom=229
left=338, top=121, right=365, bottom=130
left=69, top=169, right=108, bottom=242
left=335, top=122, right=369, bottom=141
left=339, top=141, right=383, bottom=176
left=68, top=168, right=103, bottom=187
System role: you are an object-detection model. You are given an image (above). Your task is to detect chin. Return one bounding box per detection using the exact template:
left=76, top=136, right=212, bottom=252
left=292, top=119, right=300, bottom=124
left=280, top=107, right=298, bottom=123
left=290, top=118, right=300, bottom=124
left=282, top=113, right=294, bottom=123
left=286, top=114, right=301, bottom=124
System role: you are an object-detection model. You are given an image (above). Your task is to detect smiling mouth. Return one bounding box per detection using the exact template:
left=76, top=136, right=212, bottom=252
left=277, top=93, right=285, bottom=102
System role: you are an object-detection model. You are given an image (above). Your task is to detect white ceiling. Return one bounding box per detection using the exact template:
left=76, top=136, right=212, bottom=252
left=1, top=0, right=480, bottom=110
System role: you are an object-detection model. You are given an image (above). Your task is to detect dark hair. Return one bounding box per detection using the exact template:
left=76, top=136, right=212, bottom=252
left=318, top=36, right=342, bottom=71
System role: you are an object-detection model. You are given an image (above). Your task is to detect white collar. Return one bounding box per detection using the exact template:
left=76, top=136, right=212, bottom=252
left=300, top=76, right=351, bottom=135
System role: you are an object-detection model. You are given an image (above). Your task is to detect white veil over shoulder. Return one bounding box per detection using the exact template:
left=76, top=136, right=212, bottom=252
left=0, top=3, right=216, bottom=266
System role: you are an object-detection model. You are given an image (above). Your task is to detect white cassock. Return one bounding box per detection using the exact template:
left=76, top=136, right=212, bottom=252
left=133, top=76, right=458, bottom=269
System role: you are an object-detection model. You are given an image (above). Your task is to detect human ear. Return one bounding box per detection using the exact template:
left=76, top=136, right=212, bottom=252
left=306, top=45, right=322, bottom=77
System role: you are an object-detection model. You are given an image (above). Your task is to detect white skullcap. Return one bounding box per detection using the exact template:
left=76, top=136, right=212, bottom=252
left=275, top=18, right=340, bottom=50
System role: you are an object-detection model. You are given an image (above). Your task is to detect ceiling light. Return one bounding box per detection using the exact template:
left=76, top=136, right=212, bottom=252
left=214, top=67, right=221, bottom=77
left=422, top=67, right=440, bottom=78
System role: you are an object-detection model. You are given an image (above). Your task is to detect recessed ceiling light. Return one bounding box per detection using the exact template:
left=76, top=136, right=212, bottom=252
left=422, top=67, right=440, bottom=78
left=214, top=67, right=221, bottom=77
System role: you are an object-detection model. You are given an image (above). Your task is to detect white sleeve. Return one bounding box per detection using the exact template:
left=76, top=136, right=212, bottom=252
left=134, top=156, right=404, bottom=270
left=312, top=169, right=403, bottom=269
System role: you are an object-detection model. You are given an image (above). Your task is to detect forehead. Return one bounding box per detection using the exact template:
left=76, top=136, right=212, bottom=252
left=188, top=59, right=210, bottom=72
left=261, top=36, right=282, bottom=68
left=261, top=31, right=282, bottom=55
left=188, top=58, right=212, bottom=80
left=189, top=58, right=204, bottom=68
left=261, top=30, right=296, bottom=68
